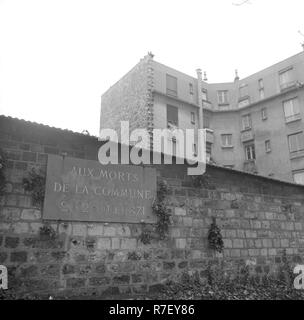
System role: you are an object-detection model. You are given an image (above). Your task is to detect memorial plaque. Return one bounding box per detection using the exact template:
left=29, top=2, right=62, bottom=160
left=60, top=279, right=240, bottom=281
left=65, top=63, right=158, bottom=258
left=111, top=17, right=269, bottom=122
left=43, top=154, right=157, bottom=223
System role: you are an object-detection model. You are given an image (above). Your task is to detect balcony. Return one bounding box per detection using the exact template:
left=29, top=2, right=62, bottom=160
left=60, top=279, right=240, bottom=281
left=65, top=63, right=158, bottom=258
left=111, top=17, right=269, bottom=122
left=243, top=160, right=258, bottom=174
left=280, top=80, right=297, bottom=92
left=290, top=149, right=304, bottom=160
left=285, top=113, right=301, bottom=124
left=205, top=129, right=214, bottom=144
left=240, top=130, right=254, bottom=142
left=203, top=100, right=213, bottom=110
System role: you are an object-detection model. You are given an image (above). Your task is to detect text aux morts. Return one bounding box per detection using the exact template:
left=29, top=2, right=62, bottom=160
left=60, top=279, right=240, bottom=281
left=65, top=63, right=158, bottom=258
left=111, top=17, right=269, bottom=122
left=52, top=166, right=154, bottom=216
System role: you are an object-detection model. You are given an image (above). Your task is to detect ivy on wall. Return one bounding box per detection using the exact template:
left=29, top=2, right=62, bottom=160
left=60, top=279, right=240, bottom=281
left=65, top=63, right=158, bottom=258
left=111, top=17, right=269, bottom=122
left=0, top=148, right=7, bottom=196
left=192, top=173, right=214, bottom=189
left=23, top=168, right=46, bottom=208
left=207, top=217, right=224, bottom=253
left=139, top=181, right=171, bottom=244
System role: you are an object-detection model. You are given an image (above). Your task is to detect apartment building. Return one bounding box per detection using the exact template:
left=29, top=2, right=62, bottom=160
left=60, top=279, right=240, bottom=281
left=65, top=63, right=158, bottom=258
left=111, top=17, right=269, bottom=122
left=100, top=50, right=304, bottom=184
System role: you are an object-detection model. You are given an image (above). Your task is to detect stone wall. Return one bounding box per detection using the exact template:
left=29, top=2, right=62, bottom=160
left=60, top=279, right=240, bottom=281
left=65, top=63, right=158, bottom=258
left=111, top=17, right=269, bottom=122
left=1, top=115, right=304, bottom=297
left=100, top=54, right=154, bottom=140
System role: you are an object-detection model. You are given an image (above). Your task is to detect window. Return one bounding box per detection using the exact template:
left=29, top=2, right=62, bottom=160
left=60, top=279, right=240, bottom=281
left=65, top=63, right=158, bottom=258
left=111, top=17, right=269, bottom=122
left=259, top=89, right=265, bottom=100
left=167, top=105, right=178, bottom=128
left=191, top=112, right=195, bottom=124
left=279, top=68, right=294, bottom=89
left=242, top=114, right=251, bottom=130
left=239, top=84, right=249, bottom=98
left=288, top=132, right=304, bottom=153
left=166, top=74, right=177, bottom=96
left=203, top=116, right=210, bottom=129
left=245, top=144, right=256, bottom=160
left=202, top=89, right=208, bottom=101
left=265, top=140, right=271, bottom=152
left=283, top=98, right=300, bottom=122
left=192, top=143, right=197, bottom=156
left=217, top=90, right=229, bottom=105
left=238, top=98, right=250, bottom=108
left=189, top=83, right=194, bottom=95
left=221, top=134, right=233, bottom=147
left=258, top=79, right=264, bottom=89
left=293, top=171, right=304, bottom=185
left=206, top=142, right=212, bottom=161
left=261, top=108, right=267, bottom=120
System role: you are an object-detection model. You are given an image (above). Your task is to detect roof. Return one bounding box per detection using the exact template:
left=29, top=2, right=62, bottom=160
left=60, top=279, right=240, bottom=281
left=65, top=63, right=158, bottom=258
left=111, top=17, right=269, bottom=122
left=1, top=114, right=304, bottom=189
left=0, top=114, right=98, bottom=139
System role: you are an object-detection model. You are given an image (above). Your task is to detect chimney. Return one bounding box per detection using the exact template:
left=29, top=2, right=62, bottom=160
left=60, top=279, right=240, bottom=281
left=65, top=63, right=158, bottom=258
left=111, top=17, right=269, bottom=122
left=196, top=68, right=203, bottom=130
left=234, top=69, right=240, bottom=82
left=203, top=71, right=208, bottom=82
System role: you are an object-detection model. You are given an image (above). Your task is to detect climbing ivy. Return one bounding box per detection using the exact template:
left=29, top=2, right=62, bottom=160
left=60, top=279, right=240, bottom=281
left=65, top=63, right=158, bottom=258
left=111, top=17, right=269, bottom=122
left=0, top=148, right=7, bottom=196
left=207, top=217, right=224, bottom=253
left=23, top=168, right=46, bottom=207
left=139, top=181, right=171, bottom=244
left=192, top=173, right=214, bottom=189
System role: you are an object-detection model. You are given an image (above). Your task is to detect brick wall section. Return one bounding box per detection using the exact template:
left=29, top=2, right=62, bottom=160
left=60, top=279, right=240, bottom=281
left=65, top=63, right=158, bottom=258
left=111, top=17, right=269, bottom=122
left=1, top=116, right=304, bottom=297
left=100, top=54, right=154, bottom=139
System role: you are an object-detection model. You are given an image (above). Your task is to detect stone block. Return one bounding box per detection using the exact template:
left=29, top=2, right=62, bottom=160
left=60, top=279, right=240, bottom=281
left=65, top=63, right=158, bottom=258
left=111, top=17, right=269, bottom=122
left=58, top=223, right=72, bottom=235
left=0, top=207, right=20, bottom=221
left=170, top=228, right=181, bottom=237
left=163, top=261, right=175, bottom=270
left=175, top=207, right=186, bottom=216
left=22, top=151, right=37, bottom=162
left=112, top=274, right=130, bottom=285
left=175, top=238, right=187, bottom=249
left=116, top=226, right=131, bottom=237
left=97, top=238, right=111, bottom=250
left=12, top=222, right=29, bottom=234
left=103, top=226, right=116, bottom=237
left=18, top=195, right=31, bottom=207
left=10, top=251, right=27, bottom=263
left=120, top=238, right=137, bottom=250
left=72, top=224, right=87, bottom=236
left=89, top=277, right=111, bottom=286
left=224, top=239, right=232, bottom=248
left=183, top=217, right=193, bottom=227
left=62, top=264, right=75, bottom=275
left=66, top=277, right=86, bottom=288
left=21, top=209, right=41, bottom=220
left=111, top=238, right=120, bottom=249
left=178, top=261, right=188, bottom=269
left=28, top=222, right=43, bottom=234
left=87, top=224, right=104, bottom=236
left=5, top=236, right=19, bottom=248
left=0, top=252, right=8, bottom=263
left=233, top=239, right=244, bottom=248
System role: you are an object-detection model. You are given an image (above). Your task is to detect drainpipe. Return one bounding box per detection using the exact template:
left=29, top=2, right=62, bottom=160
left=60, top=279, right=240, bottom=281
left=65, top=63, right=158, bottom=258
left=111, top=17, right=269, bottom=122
left=196, top=68, right=203, bottom=129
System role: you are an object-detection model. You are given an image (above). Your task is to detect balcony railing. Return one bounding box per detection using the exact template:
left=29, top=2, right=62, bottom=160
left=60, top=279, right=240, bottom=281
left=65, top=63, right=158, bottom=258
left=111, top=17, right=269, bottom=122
left=285, top=113, right=301, bottom=124
left=243, top=160, right=258, bottom=173
left=240, top=130, right=254, bottom=142
left=280, top=80, right=297, bottom=91
left=205, top=129, right=214, bottom=144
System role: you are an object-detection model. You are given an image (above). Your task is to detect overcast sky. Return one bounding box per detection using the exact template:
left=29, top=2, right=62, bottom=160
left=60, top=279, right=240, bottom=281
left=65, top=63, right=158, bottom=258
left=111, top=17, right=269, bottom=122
left=0, top=0, right=303, bottom=136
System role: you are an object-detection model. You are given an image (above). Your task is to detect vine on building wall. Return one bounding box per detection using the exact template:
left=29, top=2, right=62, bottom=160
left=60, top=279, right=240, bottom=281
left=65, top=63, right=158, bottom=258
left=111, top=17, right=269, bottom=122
left=192, top=173, right=214, bottom=189
left=23, top=168, right=46, bottom=207
left=39, top=224, right=56, bottom=240
left=0, top=148, right=7, bottom=196
left=139, top=181, right=171, bottom=244
left=207, top=217, right=224, bottom=253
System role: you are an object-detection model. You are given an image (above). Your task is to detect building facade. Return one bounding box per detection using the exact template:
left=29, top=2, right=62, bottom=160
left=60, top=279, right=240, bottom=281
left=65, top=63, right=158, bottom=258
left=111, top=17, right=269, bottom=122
left=100, top=51, right=304, bottom=184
